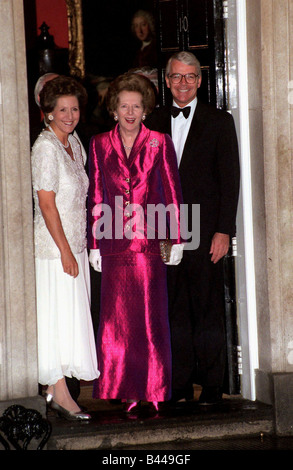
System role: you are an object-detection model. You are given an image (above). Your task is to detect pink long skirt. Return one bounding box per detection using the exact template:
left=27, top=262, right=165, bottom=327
left=93, top=252, right=172, bottom=402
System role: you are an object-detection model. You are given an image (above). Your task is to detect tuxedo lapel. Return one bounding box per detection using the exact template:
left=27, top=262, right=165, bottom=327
left=165, top=108, right=172, bottom=136
left=179, top=101, right=205, bottom=173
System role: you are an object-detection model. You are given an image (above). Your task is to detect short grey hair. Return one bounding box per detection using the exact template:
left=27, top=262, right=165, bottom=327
left=165, top=52, right=201, bottom=78
left=130, top=66, right=158, bottom=89
left=34, top=73, right=59, bottom=106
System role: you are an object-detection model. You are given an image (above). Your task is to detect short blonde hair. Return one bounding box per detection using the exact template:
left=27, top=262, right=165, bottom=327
left=106, top=73, right=156, bottom=115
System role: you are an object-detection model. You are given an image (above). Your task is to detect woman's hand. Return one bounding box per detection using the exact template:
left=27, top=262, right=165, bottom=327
left=89, top=249, right=102, bottom=272
left=38, top=189, right=79, bottom=277
left=61, top=249, right=79, bottom=278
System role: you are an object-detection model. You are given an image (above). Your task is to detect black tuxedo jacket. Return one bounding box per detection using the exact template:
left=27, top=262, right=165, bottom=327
left=145, top=101, right=240, bottom=246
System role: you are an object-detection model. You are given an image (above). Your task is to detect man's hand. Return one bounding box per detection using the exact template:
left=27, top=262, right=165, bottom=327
left=209, top=232, right=230, bottom=264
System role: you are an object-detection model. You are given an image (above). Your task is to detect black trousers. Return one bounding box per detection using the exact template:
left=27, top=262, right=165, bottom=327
left=167, top=245, right=226, bottom=395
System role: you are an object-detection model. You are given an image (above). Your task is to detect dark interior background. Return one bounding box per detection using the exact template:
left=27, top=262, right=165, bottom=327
left=82, top=0, right=155, bottom=77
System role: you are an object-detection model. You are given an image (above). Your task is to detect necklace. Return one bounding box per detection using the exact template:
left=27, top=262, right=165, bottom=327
left=48, top=125, right=70, bottom=148
left=121, top=131, right=136, bottom=151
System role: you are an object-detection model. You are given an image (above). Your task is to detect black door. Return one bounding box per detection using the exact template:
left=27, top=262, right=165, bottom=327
left=155, top=0, right=226, bottom=109
left=155, top=0, right=240, bottom=395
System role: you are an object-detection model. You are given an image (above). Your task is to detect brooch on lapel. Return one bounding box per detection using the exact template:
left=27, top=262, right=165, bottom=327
left=149, top=138, right=159, bottom=148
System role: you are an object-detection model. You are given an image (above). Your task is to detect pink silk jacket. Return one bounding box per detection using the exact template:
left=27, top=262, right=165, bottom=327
left=87, top=123, right=183, bottom=256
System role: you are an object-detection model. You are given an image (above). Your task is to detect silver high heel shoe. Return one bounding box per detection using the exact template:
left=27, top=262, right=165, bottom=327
left=50, top=400, right=91, bottom=421
left=44, top=392, right=53, bottom=409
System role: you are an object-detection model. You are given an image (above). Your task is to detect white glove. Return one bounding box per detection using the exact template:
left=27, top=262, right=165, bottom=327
left=165, top=243, right=184, bottom=266
left=89, top=249, right=102, bottom=272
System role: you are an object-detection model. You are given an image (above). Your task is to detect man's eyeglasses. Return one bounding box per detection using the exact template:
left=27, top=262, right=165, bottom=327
left=168, top=73, right=199, bottom=84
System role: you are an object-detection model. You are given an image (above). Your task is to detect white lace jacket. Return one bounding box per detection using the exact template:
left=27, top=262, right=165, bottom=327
left=31, top=130, right=88, bottom=259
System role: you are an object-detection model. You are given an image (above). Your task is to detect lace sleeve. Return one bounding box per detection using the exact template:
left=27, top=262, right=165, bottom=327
left=32, top=138, right=59, bottom=193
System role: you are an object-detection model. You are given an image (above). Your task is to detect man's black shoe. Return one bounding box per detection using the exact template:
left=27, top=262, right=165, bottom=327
left=198, top=387, right=222, bottom=405
left=169, top=388, right=194, bottom=404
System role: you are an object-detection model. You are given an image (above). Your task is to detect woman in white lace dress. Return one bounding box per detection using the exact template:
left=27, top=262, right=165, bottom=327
left=31, top=76, right=99, bottom=420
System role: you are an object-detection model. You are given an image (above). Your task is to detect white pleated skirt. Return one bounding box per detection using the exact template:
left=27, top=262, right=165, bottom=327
left=35, top=249, right=100, bottom=386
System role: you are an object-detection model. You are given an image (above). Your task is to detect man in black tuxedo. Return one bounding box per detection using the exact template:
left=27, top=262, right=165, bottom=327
left=145, top=51, right=240, bottom=404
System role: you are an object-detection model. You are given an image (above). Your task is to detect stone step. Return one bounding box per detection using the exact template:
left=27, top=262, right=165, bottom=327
left=47, top=398, right=274, bottom=451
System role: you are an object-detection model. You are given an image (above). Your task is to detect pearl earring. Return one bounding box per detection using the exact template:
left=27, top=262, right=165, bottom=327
left=114, top=115, right=118, bottom=121
left=48, top=114, right=54, bottom=121
left=142, top=115, right=146, bottom=121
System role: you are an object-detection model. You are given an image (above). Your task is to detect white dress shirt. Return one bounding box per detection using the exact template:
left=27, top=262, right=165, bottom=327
left=171, top=97, right=197, bottom=167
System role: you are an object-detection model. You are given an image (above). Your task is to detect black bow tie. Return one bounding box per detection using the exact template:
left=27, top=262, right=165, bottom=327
left=171, top=106, right=191, bottom=118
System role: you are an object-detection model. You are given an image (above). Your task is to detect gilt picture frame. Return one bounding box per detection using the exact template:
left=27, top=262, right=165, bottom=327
left=66, top=0, right=85, bottom=78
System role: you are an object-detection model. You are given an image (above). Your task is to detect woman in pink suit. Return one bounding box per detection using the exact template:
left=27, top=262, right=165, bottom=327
left=87, top=73, right=184, bottom=412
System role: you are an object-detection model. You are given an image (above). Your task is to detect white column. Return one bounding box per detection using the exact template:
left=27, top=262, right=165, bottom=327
left=257, top=0, right=293, bottom=434
left=0, top=0, right=38, bottom=401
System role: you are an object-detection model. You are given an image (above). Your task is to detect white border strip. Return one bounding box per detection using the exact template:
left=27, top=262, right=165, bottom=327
left=236, top=0, right=259, bottom=400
